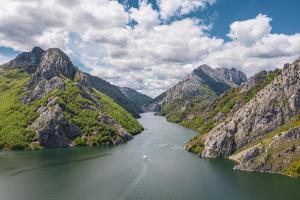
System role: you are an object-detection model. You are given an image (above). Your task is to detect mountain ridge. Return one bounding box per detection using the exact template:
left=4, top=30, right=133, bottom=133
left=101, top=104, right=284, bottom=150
left=119, top=87, right=153, bottom=110
left=146, top=64, right=247, bottom=112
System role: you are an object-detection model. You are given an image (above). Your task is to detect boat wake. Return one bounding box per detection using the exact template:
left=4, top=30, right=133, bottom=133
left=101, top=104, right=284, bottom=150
left=118, top=163, right=148, bottom=200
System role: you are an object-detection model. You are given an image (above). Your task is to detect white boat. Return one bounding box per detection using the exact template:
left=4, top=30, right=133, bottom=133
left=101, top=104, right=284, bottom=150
left=142, top=155, right=147, bottom=161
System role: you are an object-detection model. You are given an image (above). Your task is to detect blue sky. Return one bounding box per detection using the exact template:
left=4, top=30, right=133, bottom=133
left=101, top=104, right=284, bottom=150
left=1, top=0, right=300, bottom=97
left=118, top=0, right=300, bottom=38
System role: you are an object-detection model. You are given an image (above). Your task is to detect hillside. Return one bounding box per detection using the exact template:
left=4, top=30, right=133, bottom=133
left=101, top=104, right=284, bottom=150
left=86, top=74, right=143, bottom=118
left=119, top=87, right=153, bottom=109
left=185, top=59, right=300, bottom=177
left=0, top=47, right=143, bottom=150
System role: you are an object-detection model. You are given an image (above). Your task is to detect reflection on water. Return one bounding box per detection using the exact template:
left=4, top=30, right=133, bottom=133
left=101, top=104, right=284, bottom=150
left=0, top=112, right=299, bottom=200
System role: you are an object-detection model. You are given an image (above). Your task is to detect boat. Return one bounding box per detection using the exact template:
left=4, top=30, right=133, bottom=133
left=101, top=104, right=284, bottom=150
left=142, top=155, right=147, bottom=161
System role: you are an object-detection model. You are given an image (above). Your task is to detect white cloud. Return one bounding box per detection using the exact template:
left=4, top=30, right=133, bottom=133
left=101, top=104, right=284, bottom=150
left=227, top=14, right=272, bottom=46
left=158, top=0, right=216, bottom=20
left=0, top=0, right=300, bottom=97
left=0, top=54, right=11, bottom=64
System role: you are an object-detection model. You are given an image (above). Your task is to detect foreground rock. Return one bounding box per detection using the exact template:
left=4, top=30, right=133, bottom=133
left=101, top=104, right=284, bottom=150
left=198, top=58, right=300, bottom=177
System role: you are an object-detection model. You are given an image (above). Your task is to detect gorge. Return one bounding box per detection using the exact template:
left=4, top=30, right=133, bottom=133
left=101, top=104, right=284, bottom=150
left=0, top=47, right=300, bottom=182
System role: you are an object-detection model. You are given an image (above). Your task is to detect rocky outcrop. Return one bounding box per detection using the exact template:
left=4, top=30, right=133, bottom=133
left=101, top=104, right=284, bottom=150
left=23, top=48, right=79, bottom=103
left=31, top=99, right=82, bottom=148
left=202, top=60, right=300, bottom=158
left=230, top=127, right=300, bottom=174
left=216, top=67, right=247, bottom=85
left=200, top=58, right=300, bottom=176
left=146, top=65, right=246, bottom=112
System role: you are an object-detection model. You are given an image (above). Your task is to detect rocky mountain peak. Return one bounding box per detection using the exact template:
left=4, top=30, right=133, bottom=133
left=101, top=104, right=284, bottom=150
left=31, top=46, right=45, bottom=56
left=216, top=67, right=247, bottom=85
left=23, top=48, right=79, bottom=103
left=37, top=48, right=77, bottom=80
left=146, top=64, right=244, bottom=112
left=1, top=46, right=45, bottom=73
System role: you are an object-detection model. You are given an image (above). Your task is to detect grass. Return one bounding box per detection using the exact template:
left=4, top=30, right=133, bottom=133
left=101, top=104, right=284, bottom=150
left=185, top=134, right=206, bottom=155
left=243, top=69, right=281, bottom=102
left=94, top=89, right=143, bottom=135
left=0, top=69, right=38, bottom=150
left=285, top=160, right=300, bottom=177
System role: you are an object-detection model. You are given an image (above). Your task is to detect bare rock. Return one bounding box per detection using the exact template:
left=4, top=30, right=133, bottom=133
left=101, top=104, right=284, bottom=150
left=31, top=101, right=82, bottom=148
left=202, top=59, right=300, bottom=158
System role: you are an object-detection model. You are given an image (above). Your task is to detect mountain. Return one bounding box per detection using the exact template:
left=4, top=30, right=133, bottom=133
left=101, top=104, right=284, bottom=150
left=216, top=67, right=247, bottom=85
left=85, top=74, right=143, bottom=118
left=3, top=47, right=142, bottom=118
left=2, top=47, right=44, bottom=74
left=0, top=47, right=143, bottom=150
left=185, top=59, right=300, bottom=177
left=119, top=87, right=153, bottom=109
left=146, top=64, right=247, bottom=114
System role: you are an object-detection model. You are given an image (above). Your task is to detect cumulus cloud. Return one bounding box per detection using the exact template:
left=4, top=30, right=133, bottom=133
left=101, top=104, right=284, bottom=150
left=227, top=14, right=272, bottom=46
left=158, top=0, right=217, bottom=20
left=0, top=0, right=300, bottom=97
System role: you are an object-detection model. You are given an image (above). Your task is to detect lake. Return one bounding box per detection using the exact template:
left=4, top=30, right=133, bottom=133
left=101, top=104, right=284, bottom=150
left=0, top=112, right=299, bottom=200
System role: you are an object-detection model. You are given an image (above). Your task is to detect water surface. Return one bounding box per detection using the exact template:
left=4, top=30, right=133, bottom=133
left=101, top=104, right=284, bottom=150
left=0, top=113, right=299, bottom=200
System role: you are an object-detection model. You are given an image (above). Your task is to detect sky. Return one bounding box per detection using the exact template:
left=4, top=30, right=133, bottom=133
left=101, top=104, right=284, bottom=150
left=1, top=0, right=300, bottom=97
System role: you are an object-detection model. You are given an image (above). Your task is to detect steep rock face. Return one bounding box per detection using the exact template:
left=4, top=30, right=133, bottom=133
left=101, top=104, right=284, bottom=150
left=201, top=59, right=300, bottom=175
left=119, top=87, right=153, bottom=109
left=216, top=67, right=247, bottom=85
left=31, top=99, right=82, bottom=148
left=240, top=71, right=269, bottom=93
left=146, top=64, right=246, bottom=112
left=231, top=127, right=300, bottom=174
left=36, top=48, right=77, bottom=80
left=23, top=48, right=79, bottom=103
left=184, top=69, right=281, bottom=155
left=1, top=47, right=44, bottom=73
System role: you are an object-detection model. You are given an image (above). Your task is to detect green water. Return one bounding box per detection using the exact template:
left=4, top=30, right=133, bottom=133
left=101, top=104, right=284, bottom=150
left=0, top=112, right=299, bottom=200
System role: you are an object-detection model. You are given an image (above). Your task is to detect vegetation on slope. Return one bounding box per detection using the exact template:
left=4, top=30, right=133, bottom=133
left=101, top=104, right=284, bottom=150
left=119, top=87, right=153, bottom=108
left=0, top=69, right=143, bottom=150
left=93, top=89, right=143, bottom=135
left=0, top=69, right=37, bottom=150
left=286, top=160, right=300, bottom=178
